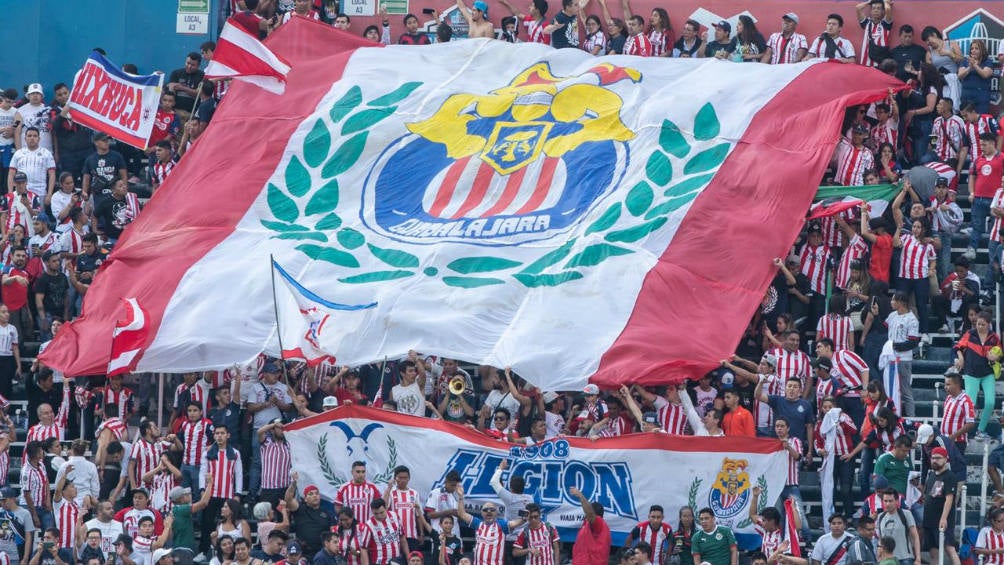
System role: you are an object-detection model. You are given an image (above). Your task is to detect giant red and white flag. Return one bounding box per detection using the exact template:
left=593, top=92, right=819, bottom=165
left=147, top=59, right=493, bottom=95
left=204, top=18, right=291, bottom=94
left=107, top=298, right=150, bottom=376
left=41, top=19, right=901, bottom=389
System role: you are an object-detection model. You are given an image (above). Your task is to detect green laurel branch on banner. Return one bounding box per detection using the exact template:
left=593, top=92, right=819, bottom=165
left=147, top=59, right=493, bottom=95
left=262, top=89, right=731, bottom=287
left=317, top=435, right=345, bottom=489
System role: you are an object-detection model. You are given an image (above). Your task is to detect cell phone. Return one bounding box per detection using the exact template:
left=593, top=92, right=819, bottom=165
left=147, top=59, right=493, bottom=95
left=422, top=8, right=436, bottom=14
left=43, top=542, right=54, bottom=550
left=518, top=509, right=528, bottom=518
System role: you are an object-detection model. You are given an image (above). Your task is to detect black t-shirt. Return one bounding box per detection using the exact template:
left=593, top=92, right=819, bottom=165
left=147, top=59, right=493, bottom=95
left=84, top=150, right=126, bottom=208
left=732, top=380, right=756, bottom=413
left=33, top=271, right=69, bottom=314
left=705, top=37, right=737, bottom=58
left=168, top=68, right=205, bottom=111
left=608, top=35, right=627, bottom=54
left=738, top=33, right=767, bottom=61
left=673, top=36, right=703, bottom=57
left=76, top=250, right=105, bottom=283
left=890, top=44, right=927, bottom=81
left=96, top=196, right=133, bottom=239
left=431, top=531, right=463, bottom=565
left=550, top=11, right=578, bottom=49
left=293, top=504, right=335, bottom=553
left=195, top=97, right=217, bottom=124
left=922, top=469, right=957, bottom=528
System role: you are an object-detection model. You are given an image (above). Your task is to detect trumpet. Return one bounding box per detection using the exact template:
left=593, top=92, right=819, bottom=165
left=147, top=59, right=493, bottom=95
left=448, top=376, right=468, bottom=395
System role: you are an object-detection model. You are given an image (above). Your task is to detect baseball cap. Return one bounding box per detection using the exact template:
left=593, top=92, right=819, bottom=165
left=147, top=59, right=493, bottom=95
left=812, top=357, right=833, bottom=371
left=26, top=83, right=43, bottom=95
left=760, top=353, right=777, bottom=367
left=115, top=534, right=133, bottom=547
left=712, top=20, right=731, bottom=33
left=92, top=131, right=110, bottom=142
left=303, top=484, right=320, bottom=495
left=915, top=424, right=934, bottom=445
left=132, top=487, right=150, bottom=498
left=930, top=446, right=949, bottom=459
left=935, top=177, right=949, bottom=186
left=473, top=0, right=488, bottom=14
left=287, top=542, right=303, bottom=555
left=583, top=384, right=600, bottom=395
left=151, top=549, right=173, bottom=565
left=34, top=213, right=51, bottom=224
left=541, top=391, right=559, bottom=404
left=852, top=123, right=869, bottom=134
left=169, top=486, right=191, bottom=503
left=0, top=487, right=17, bottom=499
left=322, top=396, right=339, bottom=407
left=872, top=475, right=889, bottom=490
left=782, top=12, right=799, bottom=24
left=1, top=88, right=16, bottom=101
left=409, top=551, right=423, bottom=560
left=12, top=172, right=26, bottom=182
left=807, top=222, right=822, bottom=233
left=262, top=361, right=280, bottom=373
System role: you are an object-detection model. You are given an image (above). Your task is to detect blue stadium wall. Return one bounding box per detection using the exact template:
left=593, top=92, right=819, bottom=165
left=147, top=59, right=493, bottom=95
left=0, top=0, right=223, bottom=100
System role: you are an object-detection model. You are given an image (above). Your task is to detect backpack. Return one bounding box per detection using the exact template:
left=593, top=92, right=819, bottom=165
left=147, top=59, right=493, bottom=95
left=959, top=527, right=979, bottom=565
left=878, top=509, right=913, bottom=556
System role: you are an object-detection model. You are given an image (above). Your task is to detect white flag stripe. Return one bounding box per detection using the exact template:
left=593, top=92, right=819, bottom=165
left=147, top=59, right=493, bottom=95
left=217, top=22, right=291, bottom=74
left=112, top=298, right=146, bottom=336
left=205, top=60, right=287, bottom=95
left=107, top=348, right=141, bottom=373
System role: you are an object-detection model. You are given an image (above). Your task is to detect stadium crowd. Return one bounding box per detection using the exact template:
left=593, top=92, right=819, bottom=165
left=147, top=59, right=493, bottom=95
left=4, top=1, right=1004, bottom=565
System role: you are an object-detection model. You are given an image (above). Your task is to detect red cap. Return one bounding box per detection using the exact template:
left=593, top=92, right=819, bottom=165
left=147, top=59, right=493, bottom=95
left=930, top=447, right=949, bottom=459
left=303, top=484, right=320, bottom=495
left=409, top=551, right=424, bottom=560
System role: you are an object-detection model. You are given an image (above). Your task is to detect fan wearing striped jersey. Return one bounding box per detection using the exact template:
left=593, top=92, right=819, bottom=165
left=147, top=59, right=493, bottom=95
left=455, top=487, right=525, bottom=565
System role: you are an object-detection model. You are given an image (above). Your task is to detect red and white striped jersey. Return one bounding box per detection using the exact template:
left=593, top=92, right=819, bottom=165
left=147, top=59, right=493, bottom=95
left=55, top=498, right=80, bottom=548
left=817, top=314, right=854, bottom=351
left=933, top=114, right=966, bottom=162
left=259, top=436, right=292, bottom=490
left=470, top=517, right=509, bottom=565
left=25, top=421, right=64, bottom=446
left=58, top=228, right=84, bottom=255
left=834, top=138, right=875, bottom=186
left=831, top=350, right=868, bottom=396
left=338, top=527, right=368, bottom=565
left=977, top=527, right=1004, bottom=565
left=815, top=378, right=835, bottom=410
left=174, top=380, right=211, bottom=414
left=768, top=347, right=811, bottom=389
left=867, top=422, right=905, bottom=451
left=522, top=16, right=549, bottom=44
left=336, top=481, right=383, bottom=525
left=150, top=471, right=176, bottom=514
left=0, top=449, right=9, bottom=487
left=1, top=192, right=40, bottom=234
left=798, top=243, right=831, bottom=294
left=364, top=512, right=404, bottom=565
left=898, top=234, right=935, bottom=279
left=131, top=439, right=165, bottom=486
left=813, top=411, right=857, bottom=456
left=835, top=235, right=869, bottom=290
left=631, top=521, right=672, bottom=564
left=179, top=418, right=213, bottom=466
left=858, top=18, right=892, bottom=67
left=133, top=535, right=154, bottom=558
left=992, top=189, right=1004, bottom=242
left=820, top=213, right=848, bottom=249
left=19, top=461, right=47, bottom=508
left=648, top=29, right=670, bottom=57
left=755, top=523, right=784, bottom=558
left=782, top=437, right=802, bottom=486
left=96, top=417, right=128, bottom=441
left=653, top=396, right=689, bottom=435
left=200, top=445, right=243, bottom=499
left=965, top=115, right=999, bottom=155
left=387, top=488, right=421, bottom=539
left=871, top=120, right=898, bottom=151
left=115, top=506, right=163, bottom=539
left=624, top=33, right=654, bottom=56
left=755, top=374, right=782, bottom=429
left=100, top=385, right=135, bottom=417
left=766, top=32, right=808, bottom=64
left=941, top=392, right=976, bottom=443
left=515, top=523, right=559, bottom=565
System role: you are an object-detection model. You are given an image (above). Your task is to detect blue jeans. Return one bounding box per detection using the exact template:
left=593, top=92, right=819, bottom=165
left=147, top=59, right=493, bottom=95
left=250, top=429, right=261, bottom=498
left=181, top=464, right=201, bottom=492
left=858, top=447, right=876, bottom=497
left=971, top=197, right=992, bottom=251
left=933, top=230, right=953, bottom=282
left=897, top=277, right=931, bottom=333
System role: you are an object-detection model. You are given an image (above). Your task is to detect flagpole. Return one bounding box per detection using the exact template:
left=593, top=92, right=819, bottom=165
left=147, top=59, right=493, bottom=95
left=269, top=254, right=292, bottom=387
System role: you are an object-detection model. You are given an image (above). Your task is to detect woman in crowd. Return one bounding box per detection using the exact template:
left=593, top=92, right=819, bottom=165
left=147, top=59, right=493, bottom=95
left=210, top=535, right=236, bottom=565
left=958, top=39, right=994, bottom=114
left=875, top=142, right=901, bottom=183
left=892, top=188, right=937, bottom=334
left=335, top=507, right=369, bottom=565
left=673, top=506, right=696, bottom=565
left=922, top=26, right=962, bottom=107
left=954, top=310, right=1001, bottom=441
left=734, top=15, right=767, bottom=62
left=904, top=63, right=942, bottom=164
left=646, top=7, right=673, bottom=56
left=213, top=499, right=252, bottom=548
left=582, top=14, right=607, bottom=55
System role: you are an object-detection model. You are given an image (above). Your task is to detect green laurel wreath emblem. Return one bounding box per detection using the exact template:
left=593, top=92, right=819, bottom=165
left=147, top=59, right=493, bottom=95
left=262, top=83, right=730, bottom=288
left=316, top=434, right=399, bottom=490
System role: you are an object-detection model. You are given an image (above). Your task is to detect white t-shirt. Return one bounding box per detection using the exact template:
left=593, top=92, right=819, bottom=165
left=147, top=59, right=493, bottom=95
left=809, top=532, right=852, bottom=565
left=0, top=107, right=16, bottom=148
left=15, top=103, right=52, bottom=151
left=391, top=381, right=425, bottom=417
left=84, top=518, right=124, bottom=554
left=885, top=311, right=920, bottom=361
left=10, top=146, right=55, bottom=197
left=424, top=487, right=460, bottom=537
left=484, top=389, right=522, bottom=422
left=0, top=324, right=17, bottom=356
left=50, top=191, right=75, bottom=231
